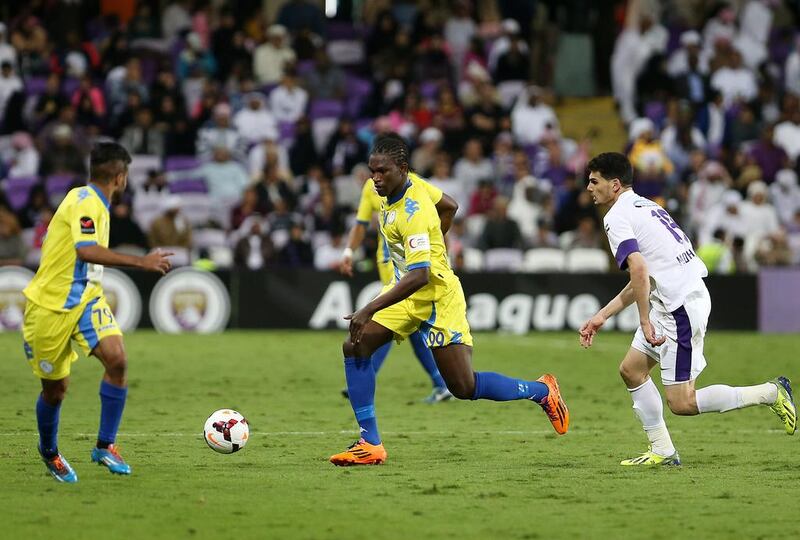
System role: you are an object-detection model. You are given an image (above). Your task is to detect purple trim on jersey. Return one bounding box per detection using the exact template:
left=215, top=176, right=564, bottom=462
left=615, top=238, right=640, bottom=270
left=671, top=306, right=693, bottom=382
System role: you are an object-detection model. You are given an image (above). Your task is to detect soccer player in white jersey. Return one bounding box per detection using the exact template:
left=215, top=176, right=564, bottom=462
left=579, top=152, right=796, bottom=466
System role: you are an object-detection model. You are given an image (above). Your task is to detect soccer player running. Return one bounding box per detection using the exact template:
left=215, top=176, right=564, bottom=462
left=338, top=168, right=458, bottom=403
left=580, top=152, right=796, bottom=466
left=329, top=134, right=569, bottom=466
left=22, top=143, right=172, bottom=483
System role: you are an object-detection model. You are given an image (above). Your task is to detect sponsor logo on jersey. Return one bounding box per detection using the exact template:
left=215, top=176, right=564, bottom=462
left=80, top=216, right=95, bottom=234
left=408, top=233, right=430, bottom=252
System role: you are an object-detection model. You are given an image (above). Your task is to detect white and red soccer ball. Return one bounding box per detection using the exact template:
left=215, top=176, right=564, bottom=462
left=203, top=409, right=250, bottom=454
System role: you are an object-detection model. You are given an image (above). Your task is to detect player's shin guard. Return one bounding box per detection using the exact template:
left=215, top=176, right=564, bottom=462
left=471, top=372, right=548, bottom=401
left=344, top=357, right=381, bottom=445
left=36, top=394, right=61, bottom=459
left=696, top=383, right=778, bottom=413
left=97, top=380, right=127, bottom=448
left=409, top=331, right=446, bottom=389
left=629, top=379, right=676, bottom=457
left=370, top=342, right=392, bottom=374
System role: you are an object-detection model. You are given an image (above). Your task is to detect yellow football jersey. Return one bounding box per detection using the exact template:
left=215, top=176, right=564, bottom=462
left=24, top=184, right=110, bottom=312
left=357, top=172, right=443, bottom=266
left=378, top=178, right=455, bottom=302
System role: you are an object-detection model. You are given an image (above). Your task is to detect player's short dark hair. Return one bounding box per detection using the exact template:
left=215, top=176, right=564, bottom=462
left=371, top=132, right=409, bottom=168
left=90, top=142, right=132, bottom=184
left=586, top=152, right=633, bottom=186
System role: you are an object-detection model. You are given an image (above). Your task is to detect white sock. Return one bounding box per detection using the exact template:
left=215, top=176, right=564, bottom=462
left=629, top=379, right=676, bottom=457
left=696, top=383, right=778, bottom=413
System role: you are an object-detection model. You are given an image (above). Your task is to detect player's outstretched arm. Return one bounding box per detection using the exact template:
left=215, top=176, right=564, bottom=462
left=339, top=222, right=367, bottom=277
left=580, top=281, right=634, bottom=348
left=345, top=267, right=430, bottom=343
left=627, top=252, right=665, bottom=346
left=76, top=244, right=173, bottom=274
left=435, top=193, right=459, bottom=234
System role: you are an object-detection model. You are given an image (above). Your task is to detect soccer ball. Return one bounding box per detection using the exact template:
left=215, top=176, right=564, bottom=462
left=203, top=409, right=249, bottom=454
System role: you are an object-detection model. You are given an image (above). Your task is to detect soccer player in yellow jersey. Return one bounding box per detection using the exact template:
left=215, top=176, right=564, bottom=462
left=22, top=143, right=172, bottom=483
left=330, top=134, right=570, bottom=466
left=338, top=171, right=458, bottom=403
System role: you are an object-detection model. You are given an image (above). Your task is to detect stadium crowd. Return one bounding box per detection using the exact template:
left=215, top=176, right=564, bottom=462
left=0, top=0, right=800, bottom=274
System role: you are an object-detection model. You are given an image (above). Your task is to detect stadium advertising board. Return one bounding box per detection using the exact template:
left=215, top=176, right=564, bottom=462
left=101, top=268, right=142, bottom=332
left=149, top=268, right=231, bottom=333
left=0, top=266, right=35, bottom=331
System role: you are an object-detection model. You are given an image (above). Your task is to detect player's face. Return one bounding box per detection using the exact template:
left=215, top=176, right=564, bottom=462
left=368, top=153, right=407, bottom=198
left=586, top=171, right=619, bottom=206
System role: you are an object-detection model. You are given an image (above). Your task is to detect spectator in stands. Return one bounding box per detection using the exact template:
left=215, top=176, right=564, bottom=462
left=305, top=49, right=346, bottom=100
left=755, top=230, right=793, bottom=267
left=312, top=185, right=347, bottom=234
left=530, top=217, right=560, bottom=249
left=490, top=132, right=515, bottom=192
left=773, top=102, right=800, bottom=164
left=10, top=15, right=49, bottom=77
left=786, top=36, right=800, bottom=97
left=277, top=0, right=326, bottom=37
left=39, top=124, right=86, bottom=177
left=133, top=170, right=170, bottom=232
left=269, top=68, right=308, bottom=124
left=196, top=102, right=245, bottom=161
left=0, top=205, right=25, bottom=265
left=488, top=19, right=529, bottom=74
left=511, top=86, right=559, bottom=146
left=413, top=32, right=452, bottom=85
left=710, top=49, right=757, bottom=108
left=687, top=160, right=732, bottom=237
left=746, top=123, right=787, bottom=184
left=569, top=215, right=603, bottom=250
left=0, top=61, right=23, bottom=126
left=700, top=190, right=748, bottom=247
left=288, top=116, right=318, bottom=176
left=479, top=195, right=523, bottom=250
left=148, top=196, right=192, bottom=250
left=162, top=0, right=193, bottom=43
left=256, top=161, right=296, bottom=214
left=727, top=103, right=760, bottom=150
left=667, top=30, right=707, bottom=77
left=454, top=138, right=494, bottom=196
left=32, top=73, right=65, bottom=128
left=741, top=180, right=780, bottom=253
left=465, top=81, right=506, bottom=146
left=248, top=137, right=290, bottom=181
left=508, top=170, right=548, bottom=242
left=277, top=219, right=313, bottom=267
left=230, top=186, right=262, bottom=231
left=253, top=24, right=295, bottom=85
left=127, top=3, right=160, bottom=40
left=0, top=23, right=17, bottom=69
left=52, top=30, right=99, bottom=79
left=233, top=215, right=274, bottom=270
left=314, top=226, right=347, bottom=271
left=697, top=228, right=735, bottom=274
left=627, top=117, right=672, bottom=198
left=155, top=95, right=195, bottom=156
left=177, top=32, right=217, bottom=81
left=71, top=74, right=106, bottom=117
left=443, top=0, right=475, bottom=80
left=494, top=34, right=529, bottom=83
left=410, top=127, right=443, bottom=177
left=233, top=92, right=278, bottom=145
left=107, top=58, right=149, bottom=126
left=432, top=86, right=465, bottom=154
left=200, top=145, right=250, bottom=212
left=324, top=119, right=367, bottom=178
left=6, top=131, right=39, bottom=178
left=771, top=169, right=800, bottom=226
left=16, top=184, right=48, bottom=229
left=468, top=179, right=498, bottom=217
left=120, top=107, right=165, bottom=157
left=109, top=199, right=149, bottom=253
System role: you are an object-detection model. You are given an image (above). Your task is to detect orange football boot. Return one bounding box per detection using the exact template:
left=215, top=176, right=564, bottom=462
left=329, top=438, right=387, bottom=466
left=536, top=374, right=570, bottom=434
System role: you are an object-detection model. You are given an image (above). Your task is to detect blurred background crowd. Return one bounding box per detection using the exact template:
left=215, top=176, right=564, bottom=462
left=1, top=0, right=800, bottom=274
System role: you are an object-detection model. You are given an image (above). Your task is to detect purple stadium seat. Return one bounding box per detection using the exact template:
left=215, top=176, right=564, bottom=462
left=164, top=155, right=201, bottom=172
left=278, top=121, right=296, bottom=142
left=62, top=78, right=80, bottom=98
left=296, top=60, right=315, bottom=77
left=420, top=81, right=440, bottom=100
left=4, top=176, right=39, bottom=211
left=24, top=77, right=48, bottom=96
left=644, top=101, right=667, bottom=129
left=327, top=21, right=357, bottom=40
left=261, top=83, right=278, bottom=96
left=309, top=99, right=344, bottom=119
left=345, top=77, right=372, bottom=117
left=45, top=174, right=76, bottom=203
left=169, top=177, right=208, bottom=194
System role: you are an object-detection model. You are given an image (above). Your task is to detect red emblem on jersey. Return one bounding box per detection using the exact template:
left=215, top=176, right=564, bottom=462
left=79, top=216, right=95, bottom=234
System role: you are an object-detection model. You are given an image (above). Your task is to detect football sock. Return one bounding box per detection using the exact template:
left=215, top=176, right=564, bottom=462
left=409, top=331, right=446, bottom=388
left=370, top=341, right=392, bottom=374
left=629, top=379, right=676, bottom=457
left=344, top=357, right=381, bottom=445
left=36, top=394, right=61, bottom=459
left=471, top=372, right=549, bottom=402
left=97, top=380, right=128, bottom=447
left=696, top=383, right=778, bottom=413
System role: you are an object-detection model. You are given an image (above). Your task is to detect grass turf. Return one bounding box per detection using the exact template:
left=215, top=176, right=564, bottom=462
left=1, top=330, right=798, bottom=539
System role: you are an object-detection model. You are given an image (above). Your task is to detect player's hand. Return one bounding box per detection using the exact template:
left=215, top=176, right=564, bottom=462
left=141, top=249, right=173, bottom=274
left=338, top=255, right=353, bottom=277
left=579, top=313, right=606, bottom=348
left=641, top=319, right=666, bottom=347
left=345, top=307, right=373, bottom=344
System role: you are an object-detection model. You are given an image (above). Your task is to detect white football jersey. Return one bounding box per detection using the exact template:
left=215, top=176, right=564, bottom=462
left=603, top=190, right=708, bottom=311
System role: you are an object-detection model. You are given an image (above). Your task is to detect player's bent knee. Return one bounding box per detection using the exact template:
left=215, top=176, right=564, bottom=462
left=42, top=381, right=68, bottom=404
left=446, top=374, right=475, bottom=400
left=342, top=340, right=355, bottom=358
left=619, top=361, right=647, bottom=387
left=666, top=397, right=696, bottom=416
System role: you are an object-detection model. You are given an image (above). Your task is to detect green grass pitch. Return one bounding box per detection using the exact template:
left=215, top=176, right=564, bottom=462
left=1, top=330, right=799, bottom=539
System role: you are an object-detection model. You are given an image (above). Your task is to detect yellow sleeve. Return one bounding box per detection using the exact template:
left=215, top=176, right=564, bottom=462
left=410, top=173, right=443, bottom=205
left=401, top=197, right=436, bottom=270
left=356, top=179, right=379, bottom=224
left=69, top=197, right=104, bottom=248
